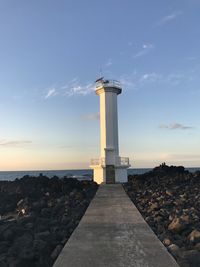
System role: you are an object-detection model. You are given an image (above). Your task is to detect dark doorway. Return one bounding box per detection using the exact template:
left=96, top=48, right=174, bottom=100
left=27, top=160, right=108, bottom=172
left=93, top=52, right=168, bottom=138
left=106, top=165, right=115, bottom=184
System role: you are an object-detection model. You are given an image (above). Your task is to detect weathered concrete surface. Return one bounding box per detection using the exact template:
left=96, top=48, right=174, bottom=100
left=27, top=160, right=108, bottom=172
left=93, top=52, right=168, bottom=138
left=53, top=184, right=179, bottom=267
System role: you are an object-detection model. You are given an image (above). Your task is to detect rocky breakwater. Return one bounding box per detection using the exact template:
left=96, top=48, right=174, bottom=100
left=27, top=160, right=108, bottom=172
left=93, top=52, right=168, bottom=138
left=124, top=164, right=200, bottom=267
left=0, top=174, right=98, bottom=267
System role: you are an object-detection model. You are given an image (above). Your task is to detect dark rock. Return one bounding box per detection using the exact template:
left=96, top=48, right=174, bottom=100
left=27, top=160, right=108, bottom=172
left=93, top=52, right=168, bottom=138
left=0, top=241, right=9, bottom=254
left=0, top=174, right=98, bottom=266
left=162, top=238, right=171, bottom=246
left=7, top=256, right=19, bottom=267
left=124, top=164, right=200, bottom=267
left=41, top=207, right=51, bottom=217
left=25, top=222, right=34, bottom=229
left=168, top=217, right=187, bottom=233
left=3, top=228, right=14, bottom=241
left=148, top=202, right=159, bottom=212
left=19, top=246, right=35, bottom=260
left=178, top=250, right=200, bottom=267
left=33, top=239, right=48, bottom=256
left=0, top=253, right=7, bottom=266
left=35, top=231, right=50, bottom=241
left=168, top=244, right=180, bottom=257
left=188, top=229, right=200, bottom=243
left=50, top=244, right=63, bottom=260
left=195, top=243, right=200, bottom=251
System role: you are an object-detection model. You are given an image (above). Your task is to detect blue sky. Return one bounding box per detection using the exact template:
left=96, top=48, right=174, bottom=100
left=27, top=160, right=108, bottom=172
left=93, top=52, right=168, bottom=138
left=0, top=0, right=200, bottom=170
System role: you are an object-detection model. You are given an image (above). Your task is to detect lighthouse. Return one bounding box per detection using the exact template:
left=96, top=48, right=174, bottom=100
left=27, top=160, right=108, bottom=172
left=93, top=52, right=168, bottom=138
left=90, top=78, right=130, bottom=184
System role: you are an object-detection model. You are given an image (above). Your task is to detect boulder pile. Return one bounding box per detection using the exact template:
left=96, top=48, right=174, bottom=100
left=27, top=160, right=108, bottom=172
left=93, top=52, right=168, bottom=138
left=124, top=164, right=200, bottom=267
left=0, top=174, right=98, bottom=266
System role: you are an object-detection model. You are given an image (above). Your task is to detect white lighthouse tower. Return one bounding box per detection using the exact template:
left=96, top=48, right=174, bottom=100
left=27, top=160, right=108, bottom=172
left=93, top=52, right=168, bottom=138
left=90, top=78, right=130, bottom=184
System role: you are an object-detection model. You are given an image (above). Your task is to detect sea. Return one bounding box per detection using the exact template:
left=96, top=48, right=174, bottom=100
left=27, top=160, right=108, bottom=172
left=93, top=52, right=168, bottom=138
left=0, top=167, right=200, bottom=181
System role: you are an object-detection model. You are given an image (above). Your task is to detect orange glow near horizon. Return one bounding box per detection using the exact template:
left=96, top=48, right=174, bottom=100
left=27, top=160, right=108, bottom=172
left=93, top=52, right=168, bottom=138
left=0, top=148, right=199, bottom=171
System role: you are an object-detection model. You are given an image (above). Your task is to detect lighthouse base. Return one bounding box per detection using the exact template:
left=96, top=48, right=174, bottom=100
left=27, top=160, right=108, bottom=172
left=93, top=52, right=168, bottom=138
left=92, top=166, right=128, bottom=184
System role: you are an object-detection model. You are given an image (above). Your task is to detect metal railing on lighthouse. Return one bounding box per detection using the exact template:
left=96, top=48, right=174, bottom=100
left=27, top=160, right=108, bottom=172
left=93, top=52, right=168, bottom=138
left=90, top=156, right=130, bottom=167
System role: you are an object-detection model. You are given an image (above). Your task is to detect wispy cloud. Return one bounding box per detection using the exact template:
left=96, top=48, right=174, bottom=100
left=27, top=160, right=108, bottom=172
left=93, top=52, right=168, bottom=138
left=45, top=88, right=57, bottom=99
left=64, top=83, right=94, bottom=96
left=82, top=112, right=100, bottom=121
left=159, top=123, right=194, bottom=130
left=44, top=79, right=95, bottom=99
left=120, top=71, right=138, bottom=90
left=105, top=58, right=112, bottom=67
left=140, top=72, right=162, bottom=83
left=191, top=89, right=200, bottom=96
left=120, top=70, right=161, bottom=90
left=155, top=11, right=182, bottom=26
left=0, top=140, right=32, bottom=147
left=133, top=43, right=154, bottom=58
left=185, top=56, right=197, bottom=61
left=166, top=73, right=184, bottom=86
left=119, top=67, right=198, bottom=91
left=128, top=41, right=134, bottom=47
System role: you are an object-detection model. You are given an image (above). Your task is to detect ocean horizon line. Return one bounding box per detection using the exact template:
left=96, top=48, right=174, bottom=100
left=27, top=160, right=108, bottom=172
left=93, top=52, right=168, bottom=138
left=0, top=167, right=151, bottom=172
left=0, top=166, right=200, bottom=182
left=0, top=166, right=200, bottom=173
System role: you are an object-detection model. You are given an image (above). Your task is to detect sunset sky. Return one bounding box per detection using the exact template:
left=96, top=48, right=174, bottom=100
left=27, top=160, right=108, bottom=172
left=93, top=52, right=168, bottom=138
left=0, top=0, right=200, bottom=170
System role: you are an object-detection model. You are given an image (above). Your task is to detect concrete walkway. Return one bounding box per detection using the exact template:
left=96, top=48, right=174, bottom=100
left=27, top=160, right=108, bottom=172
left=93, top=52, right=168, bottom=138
left=53, top=184, right=179, bottom=267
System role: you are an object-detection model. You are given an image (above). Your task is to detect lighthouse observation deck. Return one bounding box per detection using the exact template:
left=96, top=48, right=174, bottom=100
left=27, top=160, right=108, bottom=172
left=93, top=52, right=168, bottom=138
left=95, top=79, right=122, bottom=89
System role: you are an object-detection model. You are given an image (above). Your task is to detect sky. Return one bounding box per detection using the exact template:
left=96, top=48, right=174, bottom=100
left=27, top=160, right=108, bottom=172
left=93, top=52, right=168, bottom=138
left=0, top=0, right=200, bottom=170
